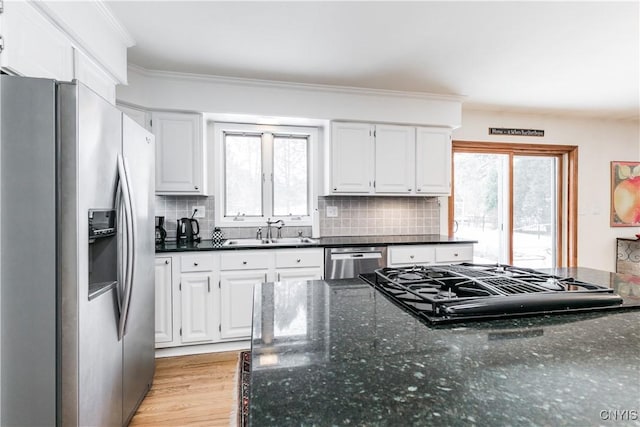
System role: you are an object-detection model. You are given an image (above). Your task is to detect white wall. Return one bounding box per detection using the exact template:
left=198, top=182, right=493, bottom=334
left=117, top=67, right=639, bottom=271
left=117, top=66, right=462, bottom=128
left=453, top=108, right=640, bottom=271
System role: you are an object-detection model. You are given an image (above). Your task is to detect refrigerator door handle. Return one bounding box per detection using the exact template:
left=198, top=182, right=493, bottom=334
left=115, top=179, right=125, bottom=316
left=123, top=157, right=137, bottom=336
left=117, top=155, right=135, bottom=340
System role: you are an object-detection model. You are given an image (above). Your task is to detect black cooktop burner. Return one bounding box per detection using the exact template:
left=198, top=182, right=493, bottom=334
left=360, top=263, right=628, bottom=323
left=397, top=271, right=427, bottom=281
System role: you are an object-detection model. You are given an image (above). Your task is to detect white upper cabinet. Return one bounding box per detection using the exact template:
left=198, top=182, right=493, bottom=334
left=152, top=111, right=205, bottom=195
left=415, top=128, right=451, bottom=195
left=0, top=1, right=74, bottom=81
left=374, top=125, right=416, bottom=194
left=328, top=122, right=451, bottom=196
left=331, top=122, right=374, bottom=193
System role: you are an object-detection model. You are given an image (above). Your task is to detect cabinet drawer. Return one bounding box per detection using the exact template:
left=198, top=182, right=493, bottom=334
left=389, top=245, right=435, bottom=265
left=180, top=254, right=215, bottom=272
left=435, top=245, right=473, bottom=263
left=220, top=251, right=270, bottom=270
left=275, top=249, right=324, bottom=268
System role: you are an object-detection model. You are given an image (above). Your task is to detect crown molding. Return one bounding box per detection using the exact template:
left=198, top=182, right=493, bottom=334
left=29, top=1, right=134, bottom=47
left=463, top=102, right=640, bottom=122
left=126, top=64, right=467, bottom=103
left=93, top=1, right=136, bottom=47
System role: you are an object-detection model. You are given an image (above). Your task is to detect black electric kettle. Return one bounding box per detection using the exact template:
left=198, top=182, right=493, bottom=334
left=176, top=217, right=200, bottom=243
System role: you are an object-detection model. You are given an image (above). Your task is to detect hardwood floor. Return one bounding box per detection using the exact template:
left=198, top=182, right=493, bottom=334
left=130, top=351, right=241, bottom=427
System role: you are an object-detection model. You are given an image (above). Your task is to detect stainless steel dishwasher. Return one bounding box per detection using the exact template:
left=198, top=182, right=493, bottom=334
left=324, top=246, right=387, bottom=279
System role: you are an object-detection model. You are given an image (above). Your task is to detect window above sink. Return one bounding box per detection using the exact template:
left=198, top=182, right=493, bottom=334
left=212, top=122, right=319, bottom=227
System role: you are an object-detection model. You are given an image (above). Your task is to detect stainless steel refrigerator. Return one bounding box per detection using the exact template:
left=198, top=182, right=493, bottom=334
left=0, top=75, right=155, bottom=426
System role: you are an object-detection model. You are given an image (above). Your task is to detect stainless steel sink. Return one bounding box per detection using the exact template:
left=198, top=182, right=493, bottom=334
left=222, top=237, right=318, bottom=247
left=221, top=238, right=265, bottom=246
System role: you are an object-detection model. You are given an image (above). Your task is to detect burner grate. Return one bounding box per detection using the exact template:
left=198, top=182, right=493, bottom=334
left=480, top=278, right=547, bottom=294
left=432, top=265, right=496, bottom=278
left=366, top=263, right=624, bottom=323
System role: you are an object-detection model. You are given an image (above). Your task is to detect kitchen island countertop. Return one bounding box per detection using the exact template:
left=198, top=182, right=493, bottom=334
left=249, top=267, right=640, bottom=426
left=156, top=234, right=476, bottom=253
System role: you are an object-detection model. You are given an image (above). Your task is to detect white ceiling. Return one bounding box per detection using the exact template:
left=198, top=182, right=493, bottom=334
left=106, top=1, right=640, bottom=119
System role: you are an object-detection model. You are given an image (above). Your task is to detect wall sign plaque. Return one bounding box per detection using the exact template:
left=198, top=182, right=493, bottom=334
left=489, top=128, right=544, bottom=137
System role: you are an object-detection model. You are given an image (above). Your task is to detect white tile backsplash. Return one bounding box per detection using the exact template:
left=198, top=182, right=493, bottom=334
left=155, top=195, right=440, bottom=240
left=155, top=195, right=311, bottom=240
left=318, top=196, right=440, bottom=236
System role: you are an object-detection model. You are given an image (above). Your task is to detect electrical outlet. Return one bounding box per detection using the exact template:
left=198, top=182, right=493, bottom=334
left=326, top=206, right=338, bottom=217
left=192, top=205, right=206, bottom=218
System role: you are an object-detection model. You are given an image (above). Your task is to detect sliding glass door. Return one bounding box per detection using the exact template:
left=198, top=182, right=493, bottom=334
left=512, top=156, right=557, bottom=268
left=451, top=143, right=573, bottom=268
left=453, top=153, right=509, bottom=264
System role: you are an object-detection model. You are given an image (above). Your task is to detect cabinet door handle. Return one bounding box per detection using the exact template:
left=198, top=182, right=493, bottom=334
left=242, top=261, right=247, bottom=265
left=165, top=260, right=169, bottom=264
left=410, top=255, right=415, bottom=259
left=296, top=258, right=301, bottom=263
left=454, top=253, right=459, bottom=257
left=333, top=187, right=337, bottom=191
left=408, top=188, right=412, bottom=192
left=277, top=273, right=281, bottom=281
left=194, top=185, right=199, bottom=190
left=194, top=262, right=198, bottom=266
left=264, top=273, right=268, bottom=282
left=417, top=188, right=422, bottom=192
left=207, top=277, right=211, bottom=292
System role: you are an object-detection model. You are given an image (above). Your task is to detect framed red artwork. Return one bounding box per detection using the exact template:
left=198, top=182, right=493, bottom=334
left=611, top=161, right=640, bottom=227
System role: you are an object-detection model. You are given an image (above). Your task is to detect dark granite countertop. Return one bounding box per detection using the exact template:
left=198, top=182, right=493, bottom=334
left=155, top=234, right=476, bottom=253
left=249, top=267, right=640, bottom=426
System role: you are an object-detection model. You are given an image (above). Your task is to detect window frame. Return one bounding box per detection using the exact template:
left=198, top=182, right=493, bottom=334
left=214, top=122, right=318, bottom=228
left=449, top=141, right=579, bottom=267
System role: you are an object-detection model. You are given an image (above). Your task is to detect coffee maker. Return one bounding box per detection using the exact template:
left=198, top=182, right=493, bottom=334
left=176, top=217, right=200, bottom=243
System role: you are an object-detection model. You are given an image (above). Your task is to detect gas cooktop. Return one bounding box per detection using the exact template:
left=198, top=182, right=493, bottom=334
left=360, top=263, right=630, bottom=323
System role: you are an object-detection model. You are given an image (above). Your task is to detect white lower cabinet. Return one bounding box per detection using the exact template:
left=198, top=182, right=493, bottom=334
left=435, top=244, right=474, bottom=264
left=155, top=247, right=324, bottom=350
left=388, top=244, right=474, bottom=267
left=219, top=270, right=268, bottom=340
left=274, top=249, right=324, bottom=282
left=154, top=257, right=173, bottom=344
left=154, top=253, right=218, bottom=349
left=276, top=268, right=323, bottom=283
left=180, top=273, right=216, bottom=343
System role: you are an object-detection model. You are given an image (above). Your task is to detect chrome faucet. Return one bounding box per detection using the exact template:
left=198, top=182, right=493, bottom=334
left=265, top=218, right=285, bottom=240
